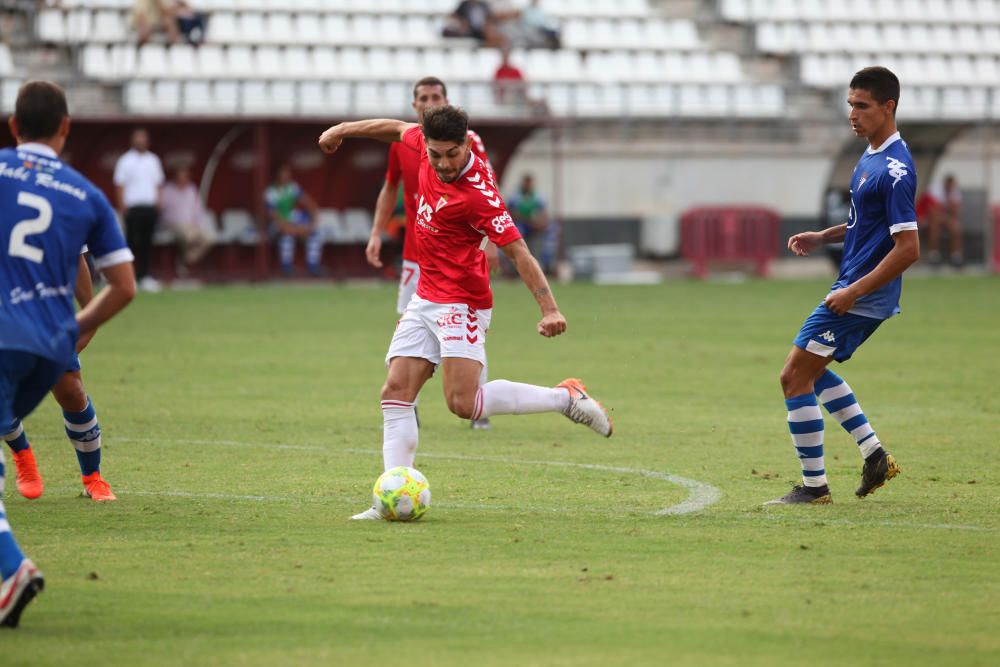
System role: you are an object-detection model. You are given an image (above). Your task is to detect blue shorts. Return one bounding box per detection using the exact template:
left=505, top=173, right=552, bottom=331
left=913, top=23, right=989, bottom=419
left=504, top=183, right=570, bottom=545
left=67, top=352, right=81, bottom=373
left=1, top=350, right=65, bottom=430
left=793, top=303, right=883, bottom=363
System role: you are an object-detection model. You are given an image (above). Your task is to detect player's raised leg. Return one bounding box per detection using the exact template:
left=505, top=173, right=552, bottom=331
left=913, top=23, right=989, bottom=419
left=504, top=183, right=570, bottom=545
left=443, top=360, right=612, bottom=437
left=52, top=370, right=115, bottom=501
left=813, top=369, right=900, bottom=497
left=765, top=346, right=832, bottom=505
left=2, top=420, right=43, bottom=500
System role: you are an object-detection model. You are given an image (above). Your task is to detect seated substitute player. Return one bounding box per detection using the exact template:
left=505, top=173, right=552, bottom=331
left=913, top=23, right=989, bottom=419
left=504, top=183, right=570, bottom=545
left=1, top=80, right=136, bottom=627
left=766, top=66, right=920, bottom=505
left=367, top=76, right=497, bottom=430
left=266, top=162, right=322, bottom=276
left=318, top=106, right=613, bottom=520
left=4, top=253, right=117, bottom=502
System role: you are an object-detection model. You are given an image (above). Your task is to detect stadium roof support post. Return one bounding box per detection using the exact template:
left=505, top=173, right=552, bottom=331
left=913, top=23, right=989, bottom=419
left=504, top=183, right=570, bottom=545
left=253, top=121, right=271, bottom=282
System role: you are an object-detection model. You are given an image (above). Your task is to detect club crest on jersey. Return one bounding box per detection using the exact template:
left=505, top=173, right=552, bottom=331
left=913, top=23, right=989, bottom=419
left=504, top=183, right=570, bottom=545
left=435, top=196, right=449, bottom=212
left=858, top=172, right=868, bottom=188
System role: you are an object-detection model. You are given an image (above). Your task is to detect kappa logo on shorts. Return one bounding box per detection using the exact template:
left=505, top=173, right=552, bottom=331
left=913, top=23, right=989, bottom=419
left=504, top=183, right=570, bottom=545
left=819, top=331, right=836, bottom=343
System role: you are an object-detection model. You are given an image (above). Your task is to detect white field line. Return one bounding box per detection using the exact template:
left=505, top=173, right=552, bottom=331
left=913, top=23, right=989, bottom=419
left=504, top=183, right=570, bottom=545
left=27, top=436, right=997, bottom=531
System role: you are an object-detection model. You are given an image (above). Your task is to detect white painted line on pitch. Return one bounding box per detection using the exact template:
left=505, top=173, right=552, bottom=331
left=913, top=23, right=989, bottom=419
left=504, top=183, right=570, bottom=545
left=39, top=436, right=997, bottom=531
left=346, top=447, right=723, bottom=517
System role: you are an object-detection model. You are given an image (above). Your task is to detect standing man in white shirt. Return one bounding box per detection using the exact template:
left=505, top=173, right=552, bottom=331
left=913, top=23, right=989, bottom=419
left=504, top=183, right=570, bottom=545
left=114, top=128, right=165, bottom=292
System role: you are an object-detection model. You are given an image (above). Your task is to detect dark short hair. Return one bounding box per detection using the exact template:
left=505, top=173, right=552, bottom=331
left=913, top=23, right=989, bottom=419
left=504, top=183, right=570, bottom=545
left=14, top=80, right=68, bottom=141
left=413, top=76, right=447, bottom=100
left=422, top=105, right=468, bottom=144
left=850, top=66, right=900, bottom=112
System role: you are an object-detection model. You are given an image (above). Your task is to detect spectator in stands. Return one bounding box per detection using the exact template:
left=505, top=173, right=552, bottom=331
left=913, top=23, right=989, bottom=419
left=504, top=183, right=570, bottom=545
left=442, top=0, right=517, bottom=48
left=508, top=173, right=557, bottom=274
left=159, top=166, right=215, bottom=278
left=266, top=163, right=322, bottom=276
left=170, top=0, right=206, bottom=46
left=493, top=46, right=527, bottom=105
left=131, top=0, right=180, bottom=45
left=519, top=0, right=560, bottom=49
left=114, top=127, right=164, bottom=292
left=924, top=174, right=964, bottom=266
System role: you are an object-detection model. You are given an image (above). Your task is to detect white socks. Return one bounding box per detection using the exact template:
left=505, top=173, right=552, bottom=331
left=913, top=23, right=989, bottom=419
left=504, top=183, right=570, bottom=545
left=472, top=380, right=570, bottom=421
left=381, top=400, right=418, bottom=470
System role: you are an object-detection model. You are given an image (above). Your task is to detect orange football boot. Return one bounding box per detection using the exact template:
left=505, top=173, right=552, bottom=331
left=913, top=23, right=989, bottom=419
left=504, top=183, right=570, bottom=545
left=556, top=378, right=613, bottom=437
left=11, top=449, right=43, bottom=500
left=82, top=472, right=117, bottom=502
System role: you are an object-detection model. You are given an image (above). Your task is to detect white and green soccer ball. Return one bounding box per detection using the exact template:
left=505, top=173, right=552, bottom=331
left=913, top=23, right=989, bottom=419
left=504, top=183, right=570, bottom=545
left=373, top=466, right=431, bottom=521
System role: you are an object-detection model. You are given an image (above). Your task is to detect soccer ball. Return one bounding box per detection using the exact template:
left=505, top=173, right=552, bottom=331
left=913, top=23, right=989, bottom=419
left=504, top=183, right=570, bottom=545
left=372, top=466, right=431, bottom=521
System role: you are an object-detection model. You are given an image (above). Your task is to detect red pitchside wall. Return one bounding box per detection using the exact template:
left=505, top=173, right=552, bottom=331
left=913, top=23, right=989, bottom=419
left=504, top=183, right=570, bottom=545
left=1, top=118, right=538, bottom=279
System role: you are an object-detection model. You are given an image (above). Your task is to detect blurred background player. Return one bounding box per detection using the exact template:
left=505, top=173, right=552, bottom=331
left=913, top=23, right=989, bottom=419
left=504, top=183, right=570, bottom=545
left=319, top=106, right=613, bottom=521
left=4, top=254, right=118, bottom=502
left=0, top=80, right=136, bottom=627
left=114, top=127, right=164, bottom=293
left=767, top=67, right=919, bottom=506
left=924, top=174, right=964, bottom=267
left=507, top=173, right=557, bottom=275
left=266, top=162, right=322, bottom=277
left=367, top=76, right=496, bottom=430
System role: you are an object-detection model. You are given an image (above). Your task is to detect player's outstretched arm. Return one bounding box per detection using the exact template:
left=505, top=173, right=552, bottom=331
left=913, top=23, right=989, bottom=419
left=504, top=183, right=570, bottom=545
left=318, top=120, right=419, bottom=154
left=75, top=262, right=136, bottom=336
left=501, top=239, right=566, bottom=338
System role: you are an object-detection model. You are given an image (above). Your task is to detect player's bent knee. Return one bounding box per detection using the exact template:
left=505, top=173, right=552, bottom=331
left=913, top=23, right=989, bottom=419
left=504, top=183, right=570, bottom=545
left=52, top=375, right=88, bottom=412
left=445, top=392, right=476, bottom=420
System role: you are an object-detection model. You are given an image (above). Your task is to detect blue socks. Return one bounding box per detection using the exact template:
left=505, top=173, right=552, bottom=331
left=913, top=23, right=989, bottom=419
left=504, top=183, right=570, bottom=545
left=3, top=420, right=30, bottom=453
left=64, top=398, right=102, bottom=477
left=786, top=393, right=827, bottom=488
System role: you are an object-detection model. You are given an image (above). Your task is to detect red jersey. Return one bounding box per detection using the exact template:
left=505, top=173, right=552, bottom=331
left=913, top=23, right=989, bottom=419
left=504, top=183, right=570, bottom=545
left=385, top=129, right=491, bottom=262
left=402, top=125, right=520, bottom=310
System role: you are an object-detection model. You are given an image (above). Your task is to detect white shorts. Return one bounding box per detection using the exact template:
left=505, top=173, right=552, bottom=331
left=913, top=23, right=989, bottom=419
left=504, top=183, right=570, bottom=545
left=386, top=296, right=492, bottom=367
left=396, top=260, right=420, bottom=315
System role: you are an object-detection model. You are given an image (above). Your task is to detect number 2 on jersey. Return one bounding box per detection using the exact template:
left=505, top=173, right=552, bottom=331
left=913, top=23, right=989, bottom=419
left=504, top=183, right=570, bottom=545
left=8, top=192, right=53, bottom=263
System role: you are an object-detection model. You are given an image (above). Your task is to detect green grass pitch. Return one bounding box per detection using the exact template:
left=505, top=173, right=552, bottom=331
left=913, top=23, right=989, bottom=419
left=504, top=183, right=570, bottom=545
left=3, top=276, right=998, bottom=666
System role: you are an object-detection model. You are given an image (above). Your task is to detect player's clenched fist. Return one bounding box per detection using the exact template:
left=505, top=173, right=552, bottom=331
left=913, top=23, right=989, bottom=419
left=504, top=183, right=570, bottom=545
left=318, top=125, right=344, bottom=154
left=537, top=312, right=567, bottom=337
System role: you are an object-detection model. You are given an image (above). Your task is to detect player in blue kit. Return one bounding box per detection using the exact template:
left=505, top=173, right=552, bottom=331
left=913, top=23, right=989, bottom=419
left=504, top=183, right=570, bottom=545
left=766, top=67, right=920, bottom=505
left=4, top=253, right=119, bottom=502
left=0, top=81, right=136, bottom=627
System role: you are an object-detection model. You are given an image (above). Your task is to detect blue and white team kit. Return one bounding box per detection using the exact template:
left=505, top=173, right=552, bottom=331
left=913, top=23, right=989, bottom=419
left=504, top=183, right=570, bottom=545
left=0, top=143, right=132, bottom=427
left=794, top=132, right=918, bottom=361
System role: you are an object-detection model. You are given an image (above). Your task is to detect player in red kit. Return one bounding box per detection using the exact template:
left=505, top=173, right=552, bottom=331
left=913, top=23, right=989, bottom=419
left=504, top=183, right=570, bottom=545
left=368, top=76, right=496, bottom=430
left=319, top=106, right=613, bottom=520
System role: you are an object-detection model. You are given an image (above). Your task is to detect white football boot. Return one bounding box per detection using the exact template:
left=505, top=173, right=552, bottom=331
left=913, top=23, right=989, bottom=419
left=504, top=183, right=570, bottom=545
left=350, top=506, right=384, bottom=520
left=557, top=378, right=613, bottom=437
left=0, top=558, right=44, bottom=628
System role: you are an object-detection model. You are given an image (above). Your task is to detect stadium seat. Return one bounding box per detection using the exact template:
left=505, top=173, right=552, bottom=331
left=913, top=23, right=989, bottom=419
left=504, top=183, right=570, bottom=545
left=225, top=45, right=256, bottom=78
left=91, top=9, right=126, bottom=42
left=342, top=209, right=373, bottom=243
left=207, top=12, right=239, bottom=43
left=254, top=46, right=286, bottom=79
left=238, top=13, right=268, bottom=45
left=1, top=78, right=22, bottom=113
left=339, top=48, right=367, bottom=79
left=311, top=47, right=339, bottom=77
left=168, top=44, right=198, bottom=78
left=65, top=9, right=92, bottom=42
left=266, top=13, right=295, bottom=44
left=137, top=45, right=169, bottom=78
left=220, top=210, right=259, bottom=245
left=293, top=13, right=326, bottom=45
left=196, top=45, right=227, bottom=78
left=316, top=209, right=347, bottom=243
left=36, top=10, right=66, bottom=43
left=242, top=80, right=296, bottom=115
